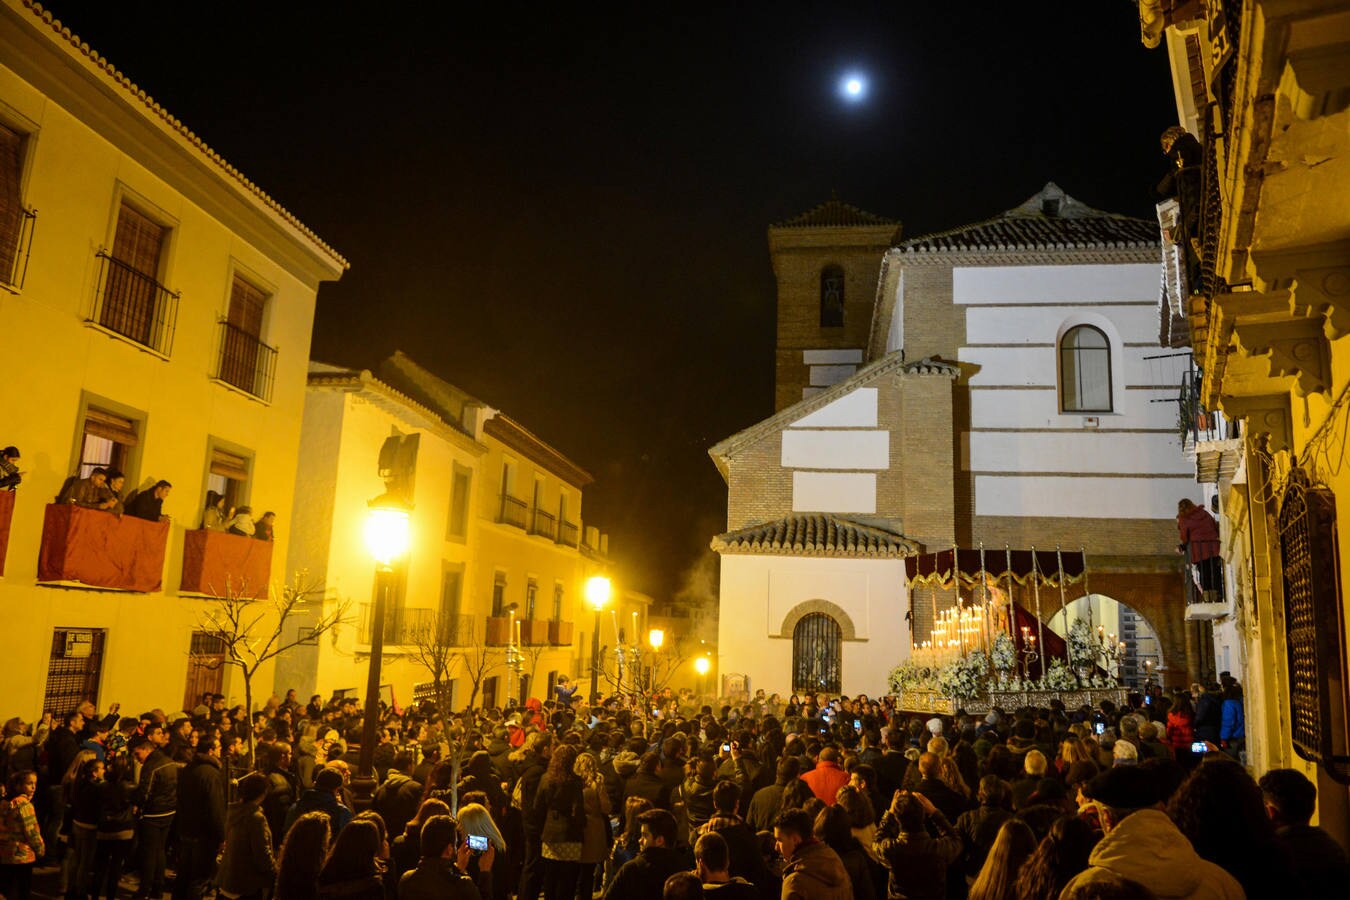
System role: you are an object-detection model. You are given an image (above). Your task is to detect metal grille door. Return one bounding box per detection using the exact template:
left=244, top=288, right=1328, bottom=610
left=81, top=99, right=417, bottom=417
left=793, top=613, right=842, bottom=694
left=184, top=632, right=227, bottom=711
left=43, top=629, right=106, bottom=716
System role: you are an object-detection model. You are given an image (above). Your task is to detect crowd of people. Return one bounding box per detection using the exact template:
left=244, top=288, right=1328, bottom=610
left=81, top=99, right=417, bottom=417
left=0, top=680, right=1346, bottom=900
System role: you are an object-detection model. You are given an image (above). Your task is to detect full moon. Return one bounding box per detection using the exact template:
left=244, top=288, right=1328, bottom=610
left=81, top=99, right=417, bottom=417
left=846, top=78, right=862, bottom=96
left=839, top=73, right=867, bottom=102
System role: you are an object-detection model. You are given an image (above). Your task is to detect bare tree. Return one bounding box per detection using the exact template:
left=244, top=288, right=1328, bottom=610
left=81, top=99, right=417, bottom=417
left=195, top=573, right=348, bottom=766
left=520, top=641, right=548, bottom=701
left=461, top=628, right=502, bottom=710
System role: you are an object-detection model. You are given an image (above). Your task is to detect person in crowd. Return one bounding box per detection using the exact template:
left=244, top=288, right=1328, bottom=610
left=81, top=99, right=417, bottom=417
left=604, top=797, right=652, bottom=890
left=456, top=802, right=506, bottom=900
left=955, top=774, right=1013, bottom=888
left=1192, top=684, right=1222, bottom=745
left=1258, top=767, right=1349, bottom=893
left=873, top=791, right=961, bottom=900
left=202, top=490, right=228, bottom=531
left=1165, top=694, right=1196, bottom=761
left=968, top=818, right=1035, bottom=900
left=398, top=813, right=484, bottom=900
left=534, top=743, right=585, bottom=900
left=0, top=770, right=45, bottom=900
left=262, top=741, right=298, bottom=849
left=130, top=733, right=176, bottom=900
left=1011, top=751, right=1046, bottom=811
left=125, top=480, right=172, bottom=522
left=64, top=467, right=117, bottom=511
left=800, top=746, right=850, bottom=808
left=663, top=872, right=704, bottom=900
left=103, top=469, right=126, bottom=515
left=604, top=809, right=691, bottom=900
left=1168, top=756, right=1288, bottom=898
left=316, top=817, right=384, bottom=900
left=773, top=807, right=851, bottom=900
left=275, top=810, right=331, bottom=900
left=701, top=780, right=771, bottom=898
left=554, top=676, right=579, bottom=709
left=812, top=805, right=874, bottom=900
left=1219, top=685, right=1244, bottom=758
left=286, top=766, right=353, bottom=836
left=683, top=756, right=720, bottom=833
left=255, top=510, right=277, bottom=541
left=67, top=756, right=104, bottom=900
left=1014, top=814, right=1098, bottom=900
left=575, top=751, right=611, bottom=900
left=173, top=734, right=227, bottom=900
left=871, top=730, right=910, bottom=802
left=392, top=798, right=451, bottom=881
left=693, top=832, right=758, bottom=900
left=1061, top=766, right=1242, bottom=899
left=514, top=730, right=553, bottom=900
left=624, top=751, right=671, bottom=810
left=217, top=772, right=276, bottom=900
left=227, top=506, right=257, bottom=536
left=1177, top=498, right=1224, bottom=601
left=92, top=754, right=135, bottom=900
left=43, top=709, right=84, bottom=860
left=373, top=751, right=422, bottom=839
left=911, top=752, right=968, bottom=821
left=0, top=446, right=23, bottom=490
left=1058, top=872, right=1157, bottom=900
left=833, top=785, right=877, bottom=860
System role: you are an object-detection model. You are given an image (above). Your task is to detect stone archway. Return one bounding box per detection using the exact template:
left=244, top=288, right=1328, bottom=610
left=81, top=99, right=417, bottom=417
left=1049, top=571, right=1190, bottom=688
left=1046, top=593, right=1167, bottom=687
left=776, top=599, right=860, bottom=641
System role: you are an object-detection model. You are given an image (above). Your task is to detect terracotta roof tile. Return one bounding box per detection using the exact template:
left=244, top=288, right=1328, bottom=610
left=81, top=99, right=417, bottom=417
left=712, top=514, right=918, bottom=558
left=775, top=198, right=897, bottom=229
left=898, top=182, right=1157, bottom=254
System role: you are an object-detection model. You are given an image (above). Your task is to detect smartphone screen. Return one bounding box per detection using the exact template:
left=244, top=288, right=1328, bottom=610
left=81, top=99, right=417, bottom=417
left=1190, top=741, right=1208, bottom=754
left=467, top=834, right=489, bottom=852
left=853, top=720, right=862, bottom=732
left=1094, top=722, right=1105, bottom=735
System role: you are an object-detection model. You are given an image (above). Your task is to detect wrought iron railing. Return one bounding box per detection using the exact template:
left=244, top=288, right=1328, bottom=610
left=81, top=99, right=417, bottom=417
left=498, top=493, right=528, bottom=529
left=89, top=251, right=179, bottom=356
left=557, top=520, right=579, bottom=547
left=1182, top=540, right=1225, bottom=606
left=530, top=508, right=557, bottom=540
left=358, top=604, right=436, bottom=646
left=216, top=319, right=278, bottom=402
left=0, top=208, right=36, bottom=291
left=1178, top=367, right=1235, bottom=445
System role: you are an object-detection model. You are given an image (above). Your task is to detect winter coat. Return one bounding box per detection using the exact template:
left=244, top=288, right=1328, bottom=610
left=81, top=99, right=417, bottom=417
left=1221, top=699, right=1245, bottom=741
left=96, top=778, right=135, bottom=839
left=1194, top=693, right=1222, bottom=742
left=800, top=761, right=850, bottom=807
left=746, top=783, right=787, bottom=832
left=372, top=771, right=422, bottom=838
left=1060, top=809, right=1244, bottom=899
left=781, top=839, right=853, bottom=900
left=217, top=800, right=276, bottom=897
left=285, top=789, right=352, bottom=837
left=398, top=859, right=482, bottom=900
left=623, top=771, right=670, bottom=810
left=873, top=811, right=962, bottom=900
left=0, top=794, right=44, bottom=864
left=703, top=814, right=773, bottom=896
left=603, top=844, right=695, bottom=900
left=135, top=748, right=178, bottom=818
left=1177, top=505, right=1221, bottom=562
left=1165, top=712, right=1196, bottom=751
left=533, top=774, right=585, bottom=845
left=177, top=753, right=227, bottom=843
left=954, top=803, right=1012, bottom=880
left=681, top=772, right=717, bottom=831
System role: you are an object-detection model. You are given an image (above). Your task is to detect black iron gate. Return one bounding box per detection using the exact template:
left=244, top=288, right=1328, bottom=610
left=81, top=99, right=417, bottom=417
left=43, top=628, right=106, bottom=716
left=793, top=613, right=842, bottom=694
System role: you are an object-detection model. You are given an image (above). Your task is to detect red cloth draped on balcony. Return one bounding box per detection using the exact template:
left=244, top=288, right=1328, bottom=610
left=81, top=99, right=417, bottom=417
left=0, top=490, right=15, bottom=575
left=38, top=503, right=169, bottom=592
left=180, top=529, right=273, bottom=599
left=904, top=548, right=1086, bottom=588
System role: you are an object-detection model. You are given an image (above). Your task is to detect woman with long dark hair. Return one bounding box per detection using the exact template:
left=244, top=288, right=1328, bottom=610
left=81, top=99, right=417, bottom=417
left=533, top=744, right=585, bottom=900
left=813, top=804, right=877, bottom=900
left=968, top=818, right=1037, bottom=900
left=316, top=818, right=384, bottom=900
left=1015, top=815, right=1098, bottom=900
left=275, top=810, right=331, bottom=900
left=604, top=797, right=651, bottom=889
left=391, top=799, right=450, bottom=881
left=67, top=756, right=104, bottom=900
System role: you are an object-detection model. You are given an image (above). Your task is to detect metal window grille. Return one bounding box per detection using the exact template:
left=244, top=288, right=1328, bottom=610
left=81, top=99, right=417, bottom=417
left=499, top=493, right=528, bottom=529
left=820, top=266, right=845, bottom=327
left=90, top=251, right=179, bottom=355
left=216, top=319, right=278, bottom=401
left=43, top=629, right=106, bottom=716
left=792, top=613, right=842, bottom=694
left=0, top=208, right=35, bottom=290
left=1279, top=469, right=1350, bottom=782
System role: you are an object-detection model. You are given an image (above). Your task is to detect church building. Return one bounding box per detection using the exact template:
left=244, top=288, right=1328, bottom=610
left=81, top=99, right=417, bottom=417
left=711, top=185, right=1203, bottom=697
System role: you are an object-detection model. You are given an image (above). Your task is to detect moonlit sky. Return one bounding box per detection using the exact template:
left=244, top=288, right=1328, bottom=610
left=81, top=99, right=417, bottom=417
left=52, top=3, right=1175, bottom=601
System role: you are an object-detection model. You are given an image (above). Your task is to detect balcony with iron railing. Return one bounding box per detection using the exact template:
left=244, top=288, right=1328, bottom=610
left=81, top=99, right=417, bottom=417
left=215, top=319, right=278, bottom=402
left=1182, top=539, right=1231, bottom=622
left=0, top=208, right=36, bottom=292
left=88, top=251, right=179, bottom=356
left=498, top=493, right=528, bottom=529
left=358, top=605, right=437, bottom=646
left=530, top=508, right=557, bottom=540
left=1178, top=366, right=1241, bottom=483
left=557, top=520, right=579, bottom=547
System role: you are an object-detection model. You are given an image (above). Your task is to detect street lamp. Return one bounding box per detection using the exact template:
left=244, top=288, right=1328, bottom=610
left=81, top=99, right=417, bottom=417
left=695, top=655, right=710, bottom=700
left=355, top=495, right=411, bottom=804
left=648, top=628, right=664, bottom=651
left=585, top=575, right=612, bottom=704
left=646, top=629, right=664, bottom=695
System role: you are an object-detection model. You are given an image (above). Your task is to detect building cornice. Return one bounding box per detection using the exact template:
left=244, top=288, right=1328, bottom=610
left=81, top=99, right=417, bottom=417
left=483, top=415, right=594, bottom=489
left=307, top=369, right=487, bottom=457
left=885, top=245, right=1160, bottom=268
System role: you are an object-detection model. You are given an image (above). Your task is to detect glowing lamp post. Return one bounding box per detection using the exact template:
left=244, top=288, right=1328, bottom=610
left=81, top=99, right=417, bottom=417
left=695, top=655, right=711, bottom=700
left=355, top=497, right=411, bottom=802
left=585, top=575, right=612, bottom=704
left=648, top=629, right=664, bottom=651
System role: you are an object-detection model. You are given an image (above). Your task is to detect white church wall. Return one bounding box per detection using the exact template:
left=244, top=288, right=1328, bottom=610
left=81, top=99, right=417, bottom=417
left=974, top=473, right=1198, bottom=519
left=968, top=387, right=1179, bottom=430
left=792, top=388, right=878, bottom=428
left=782, top=430, right=889, bottom=469
left=969, top=431, right=1193, bottom=475
left=953, top=263, right=1159, bottom=304
left=966, top=305, right=1157, bottom=345
left=791, top=472, right=876, bottom=513
left=717, top=554, right=910, bottom=697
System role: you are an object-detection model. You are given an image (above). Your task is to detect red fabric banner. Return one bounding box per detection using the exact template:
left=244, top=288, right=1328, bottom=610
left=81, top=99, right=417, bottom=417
left=0, top=490, right=15, bottom=575
left=180, top=529, right=273, bottom=599
left=37, top=503, right=169, bottom=592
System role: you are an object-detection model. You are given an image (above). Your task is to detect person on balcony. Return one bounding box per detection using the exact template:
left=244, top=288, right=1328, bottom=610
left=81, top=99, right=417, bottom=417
left=0, top=446, right=23, bottom=491
left=63, top=468, right=118, bottom=512
left=227, top=506, right=257, bottom=537
left=201, top=491, right=228, bottom=531
left=1176, top=499, right=1224, bottom=603
left=125, top=481, right=172, bottom=522
left=255, top=511, right=276, bottom=541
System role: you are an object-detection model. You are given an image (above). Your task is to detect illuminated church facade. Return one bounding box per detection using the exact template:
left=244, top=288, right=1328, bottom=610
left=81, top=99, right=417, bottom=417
left=710, top=185, right=1205, bottom=697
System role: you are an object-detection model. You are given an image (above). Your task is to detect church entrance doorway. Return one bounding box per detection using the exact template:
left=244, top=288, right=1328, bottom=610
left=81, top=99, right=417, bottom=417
left=793, top=613, right=842, bottom=693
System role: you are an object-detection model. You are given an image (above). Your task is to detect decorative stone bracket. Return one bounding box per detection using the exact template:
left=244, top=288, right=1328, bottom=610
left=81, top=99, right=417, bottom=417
left=1232, top=315, right=1331, bottom=397
left=1220, top=393, right=1293, bottom=454
left=1289, top=264, right=1350, bottom=341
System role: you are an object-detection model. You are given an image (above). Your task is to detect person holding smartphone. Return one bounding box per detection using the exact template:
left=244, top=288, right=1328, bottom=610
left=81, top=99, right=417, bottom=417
left=398, top=814, right=485, bottom=900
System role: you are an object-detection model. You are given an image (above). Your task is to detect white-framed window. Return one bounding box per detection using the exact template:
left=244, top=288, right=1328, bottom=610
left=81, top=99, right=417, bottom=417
left=1059, top=324, right=1112, bottom=412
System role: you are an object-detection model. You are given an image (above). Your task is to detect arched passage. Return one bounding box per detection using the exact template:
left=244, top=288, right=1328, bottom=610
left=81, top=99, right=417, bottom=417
left=1046, top=593, right=1165, bottom=688
left=793, top=613, right=842, bottom=693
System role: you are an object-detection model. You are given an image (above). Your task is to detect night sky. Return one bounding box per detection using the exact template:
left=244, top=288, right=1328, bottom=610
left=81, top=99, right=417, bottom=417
left=52, top=3, right=1176, bottom=601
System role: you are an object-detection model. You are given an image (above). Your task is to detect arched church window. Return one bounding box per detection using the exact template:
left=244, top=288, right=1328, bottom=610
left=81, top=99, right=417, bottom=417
left=793, top=612, right=842, bottom=693
left=820, top=265, right=845, bottom=327
left=1059, top=325, right=1112, bottom=412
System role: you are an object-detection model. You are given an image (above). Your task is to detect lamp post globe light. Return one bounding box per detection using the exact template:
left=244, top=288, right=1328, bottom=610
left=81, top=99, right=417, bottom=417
left=694, top=654, right=710, bottom=700
left=355, top=495, right=411, bottom=803
left=585, top=575, right=612, bottom=704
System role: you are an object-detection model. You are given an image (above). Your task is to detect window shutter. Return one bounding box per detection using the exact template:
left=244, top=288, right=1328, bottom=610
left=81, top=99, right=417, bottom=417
left=209, top=448, right=250, bottom=481
left=0, top=123, right=22, bottom=279
left=111, top=203, right=165, bottom=276
left=83, top=408, right=139, bottom=446
left=228, top=276, right=267, bottom=338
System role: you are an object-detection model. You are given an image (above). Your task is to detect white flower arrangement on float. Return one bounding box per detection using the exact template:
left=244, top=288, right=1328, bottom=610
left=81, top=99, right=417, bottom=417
left=1067, top=619, right=1096, bottom=669
left=889, top=662, right=937, bottom=695
left=991, top=633, right=1017, bottom=677
left=1042, top=659, right=1079, bottom=692
left=992, top=674, right=1026, bottom=693
left=937, top=650, right=988, bottom=700
left=1090, top=673, right=1117, bottom=689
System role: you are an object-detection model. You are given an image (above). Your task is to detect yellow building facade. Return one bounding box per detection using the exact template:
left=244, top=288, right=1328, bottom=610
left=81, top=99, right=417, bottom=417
left=0, top=0, right=345, bottom=714
left=1141, top=0, right=1350, bottom=840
